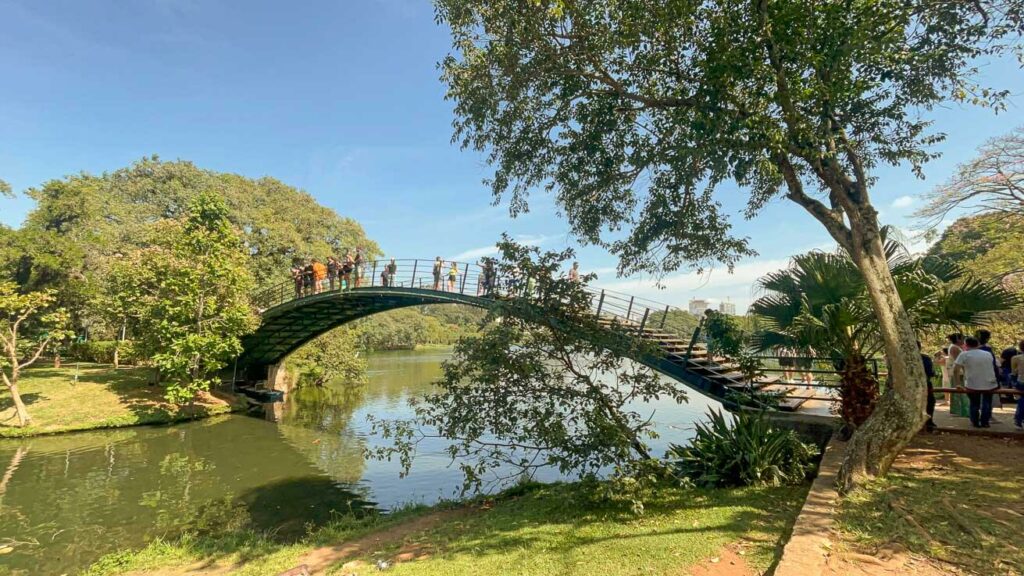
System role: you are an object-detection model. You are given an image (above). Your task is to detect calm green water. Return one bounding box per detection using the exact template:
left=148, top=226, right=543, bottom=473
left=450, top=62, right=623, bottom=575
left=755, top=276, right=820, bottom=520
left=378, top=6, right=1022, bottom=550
left=0, top=350, right=719, bottom=575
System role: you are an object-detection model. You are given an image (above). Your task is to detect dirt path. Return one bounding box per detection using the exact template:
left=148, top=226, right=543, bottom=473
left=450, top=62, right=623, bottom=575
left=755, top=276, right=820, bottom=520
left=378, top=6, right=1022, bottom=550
left=294, top=507, right=470, bottom=575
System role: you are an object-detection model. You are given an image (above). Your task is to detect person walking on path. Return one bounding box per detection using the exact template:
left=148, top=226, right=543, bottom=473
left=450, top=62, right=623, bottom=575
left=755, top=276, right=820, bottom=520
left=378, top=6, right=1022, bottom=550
left=432, top=257, right=443, bottom=291
left=955, top=336, right=999, bottom=428
left=386, top=258, right=397, bottom=288
left=1011, top=339, right=1024, bottom=430
left=448, top=261, right=459, bottom=292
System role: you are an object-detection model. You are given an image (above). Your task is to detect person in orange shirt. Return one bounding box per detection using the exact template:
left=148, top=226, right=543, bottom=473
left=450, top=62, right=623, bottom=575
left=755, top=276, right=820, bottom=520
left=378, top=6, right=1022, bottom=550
left=311, top=259, right=328, bottom=294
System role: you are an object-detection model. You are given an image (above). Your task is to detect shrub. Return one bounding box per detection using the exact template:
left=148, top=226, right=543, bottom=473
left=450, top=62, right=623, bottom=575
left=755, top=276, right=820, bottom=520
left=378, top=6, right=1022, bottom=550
left=67, top=340, right=142, bottom=365
left=668, top=409, right=818, bottom=488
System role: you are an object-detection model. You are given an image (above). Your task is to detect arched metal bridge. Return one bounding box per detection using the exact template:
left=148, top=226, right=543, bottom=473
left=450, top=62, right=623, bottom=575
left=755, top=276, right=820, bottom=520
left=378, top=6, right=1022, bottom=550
left=239, top=258, right=819, bottom=412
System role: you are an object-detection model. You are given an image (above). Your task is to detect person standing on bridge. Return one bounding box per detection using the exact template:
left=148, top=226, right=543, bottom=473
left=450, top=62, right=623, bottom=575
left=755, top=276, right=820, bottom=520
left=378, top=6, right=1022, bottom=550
left=291, top=262, right=304, bottom=299
left=303, top=260, right=314, bottom=297
left=311, top=258, right=327, bottom=295
left=354, top=247, right=365, bottom=288
left=448, top=261, right=459, bottom=292
left=386, top=258, right=397, bottom=288
left=568, top=262, right=580, bottom=282
left=341, top=251, right=354, bottom=290
left=432, top=257, right=443, bottom=291
left=327, top=256, right=340, bottom=291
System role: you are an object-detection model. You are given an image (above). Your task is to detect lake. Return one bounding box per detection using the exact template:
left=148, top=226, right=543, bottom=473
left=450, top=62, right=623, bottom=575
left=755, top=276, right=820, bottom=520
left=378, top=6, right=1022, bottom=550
left=0, top=350, right=722, bottom=575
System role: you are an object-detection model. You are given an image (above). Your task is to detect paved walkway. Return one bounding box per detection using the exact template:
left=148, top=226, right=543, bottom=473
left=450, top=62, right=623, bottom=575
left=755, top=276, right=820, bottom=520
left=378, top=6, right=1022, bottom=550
left=932, top=398, right=1022, bottom=435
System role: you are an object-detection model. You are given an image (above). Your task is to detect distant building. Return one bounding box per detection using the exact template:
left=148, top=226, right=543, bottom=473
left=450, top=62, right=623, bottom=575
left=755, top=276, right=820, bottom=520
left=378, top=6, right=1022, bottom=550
left=718, top=300, right=737, bottom=316
left=688, top=298, right=710, bottom=316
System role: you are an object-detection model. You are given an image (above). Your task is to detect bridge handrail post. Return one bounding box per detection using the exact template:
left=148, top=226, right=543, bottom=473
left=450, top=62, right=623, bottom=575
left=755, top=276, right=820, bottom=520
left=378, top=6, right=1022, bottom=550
left=595, top=290, right=605, bottom=317
left=625, top=296, right=634, bottom=323
left=638, top=308, right=649, bottom=334
left=659, top=305, right=670, bottom=330
left=460, top=263, right=468, bottom=293
left=410, top=260, right=418, bottom=289
left=371, top=261, right=378, bottom=287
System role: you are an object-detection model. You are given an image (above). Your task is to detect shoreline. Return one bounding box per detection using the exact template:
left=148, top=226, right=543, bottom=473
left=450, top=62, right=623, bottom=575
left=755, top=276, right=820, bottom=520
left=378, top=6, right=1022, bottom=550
left=0, top=364, right=245, bottom=439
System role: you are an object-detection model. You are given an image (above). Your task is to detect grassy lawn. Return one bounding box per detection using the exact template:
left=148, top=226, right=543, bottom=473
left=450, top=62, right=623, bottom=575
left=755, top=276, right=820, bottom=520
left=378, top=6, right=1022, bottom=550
left=0, top=363, right=240, bottom=437
left=83, top=481, right=808, bottom=576
left=836, top=434, right=1024, bottom=575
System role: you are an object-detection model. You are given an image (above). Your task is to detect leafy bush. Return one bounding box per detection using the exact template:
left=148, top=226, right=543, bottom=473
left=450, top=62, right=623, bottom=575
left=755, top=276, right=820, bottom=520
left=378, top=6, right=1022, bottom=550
left=67, top=340, right=143, bottom=365
left=703, top=310, right=745, bottom=357
left=668, top=409, right=818, bottom=488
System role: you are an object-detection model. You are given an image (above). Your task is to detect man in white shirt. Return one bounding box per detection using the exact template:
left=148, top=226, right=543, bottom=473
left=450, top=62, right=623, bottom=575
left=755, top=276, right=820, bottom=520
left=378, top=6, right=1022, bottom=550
left=955, top=336, right=1000, bottom=428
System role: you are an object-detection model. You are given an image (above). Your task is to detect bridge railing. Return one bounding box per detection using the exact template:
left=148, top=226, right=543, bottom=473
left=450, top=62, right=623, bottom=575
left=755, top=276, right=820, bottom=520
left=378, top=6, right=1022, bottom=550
left=251, top=259, right=683, bottom=334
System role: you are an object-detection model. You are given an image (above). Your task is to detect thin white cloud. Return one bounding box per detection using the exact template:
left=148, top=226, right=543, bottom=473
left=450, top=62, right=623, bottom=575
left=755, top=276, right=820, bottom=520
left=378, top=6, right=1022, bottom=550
left=597, top=257, right=794, bottom=314
left=449, top=234, right=552, bottom=262
left=891, top=195, right=915, bottom=209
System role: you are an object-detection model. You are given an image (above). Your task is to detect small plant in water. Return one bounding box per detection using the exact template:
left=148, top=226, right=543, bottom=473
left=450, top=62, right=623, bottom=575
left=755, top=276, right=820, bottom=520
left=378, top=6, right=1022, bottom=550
left=668, top=409, right=818, bottom=488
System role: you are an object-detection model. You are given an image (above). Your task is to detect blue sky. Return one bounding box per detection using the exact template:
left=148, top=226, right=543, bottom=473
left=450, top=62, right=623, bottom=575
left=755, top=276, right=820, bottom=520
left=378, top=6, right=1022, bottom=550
left=1, top=0, right=1022, bottom=311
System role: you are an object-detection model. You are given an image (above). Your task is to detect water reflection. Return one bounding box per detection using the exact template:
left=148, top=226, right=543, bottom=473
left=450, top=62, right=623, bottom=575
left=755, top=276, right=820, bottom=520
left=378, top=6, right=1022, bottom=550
left=0, top=350, right=718, bottom=576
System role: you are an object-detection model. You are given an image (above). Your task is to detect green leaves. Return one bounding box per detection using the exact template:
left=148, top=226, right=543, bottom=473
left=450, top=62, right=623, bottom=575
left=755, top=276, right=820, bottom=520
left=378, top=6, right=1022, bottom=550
left=368, top=239, right=685, bottom=495
left=109, top=192, right=258, bottom=404
left=668, top=409, right=818, bottom=488
left=437, top=0, right=1022, bottom=276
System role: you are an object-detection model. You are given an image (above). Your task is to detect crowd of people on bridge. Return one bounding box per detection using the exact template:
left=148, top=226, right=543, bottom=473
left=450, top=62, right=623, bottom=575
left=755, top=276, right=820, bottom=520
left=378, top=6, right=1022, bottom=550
left=289, top=255, right=582, bottom=299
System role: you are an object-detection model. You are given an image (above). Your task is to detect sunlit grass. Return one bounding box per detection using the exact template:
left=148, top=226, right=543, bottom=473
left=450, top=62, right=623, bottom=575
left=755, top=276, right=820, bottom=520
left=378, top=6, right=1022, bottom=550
left=84, top=481, right=807, bottom=576
left=0, top=363, right=238, bottom=437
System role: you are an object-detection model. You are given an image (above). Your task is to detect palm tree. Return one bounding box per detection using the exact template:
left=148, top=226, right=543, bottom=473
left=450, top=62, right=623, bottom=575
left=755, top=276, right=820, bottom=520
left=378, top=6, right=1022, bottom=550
left=750, top=234, right=1016, bottom=430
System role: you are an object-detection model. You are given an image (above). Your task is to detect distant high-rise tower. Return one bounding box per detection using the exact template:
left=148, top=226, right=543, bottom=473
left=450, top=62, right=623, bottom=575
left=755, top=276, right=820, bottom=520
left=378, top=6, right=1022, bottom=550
left=718, top=300, right=736, bottom=316
left=688, top=298, right=710, bottom=316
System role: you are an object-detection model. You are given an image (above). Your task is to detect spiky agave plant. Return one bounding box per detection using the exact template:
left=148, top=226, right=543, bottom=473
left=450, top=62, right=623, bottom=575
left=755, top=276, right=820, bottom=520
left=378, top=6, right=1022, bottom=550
left=668, top=410, right=818, bottom=488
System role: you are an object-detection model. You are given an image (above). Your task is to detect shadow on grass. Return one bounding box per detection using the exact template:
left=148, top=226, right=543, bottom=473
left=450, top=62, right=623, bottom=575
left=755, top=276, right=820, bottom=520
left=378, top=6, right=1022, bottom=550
left=837, top=437, right=1024, bottom=575
left=107, top=480, right=804, bottom=574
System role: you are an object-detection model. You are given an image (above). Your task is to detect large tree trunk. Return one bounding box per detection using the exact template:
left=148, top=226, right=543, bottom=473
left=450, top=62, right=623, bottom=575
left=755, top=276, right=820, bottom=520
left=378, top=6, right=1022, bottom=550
left=836, top=228, right=927, bottom=493
left=4, top=379, right=32, bottom=427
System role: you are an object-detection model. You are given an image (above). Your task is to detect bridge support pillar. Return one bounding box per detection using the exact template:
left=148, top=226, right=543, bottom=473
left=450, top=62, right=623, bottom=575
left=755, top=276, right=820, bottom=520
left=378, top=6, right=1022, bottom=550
left=266, top=362, right=295, bottom=394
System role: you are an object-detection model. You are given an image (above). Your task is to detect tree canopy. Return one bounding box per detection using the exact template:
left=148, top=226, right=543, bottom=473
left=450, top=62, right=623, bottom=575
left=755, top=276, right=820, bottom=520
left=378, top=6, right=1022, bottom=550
left=439, top=0, right=1023, bottom=275
left=109, top=192, right=258, bottom=403
left=4, top=157, right=378, bottom=336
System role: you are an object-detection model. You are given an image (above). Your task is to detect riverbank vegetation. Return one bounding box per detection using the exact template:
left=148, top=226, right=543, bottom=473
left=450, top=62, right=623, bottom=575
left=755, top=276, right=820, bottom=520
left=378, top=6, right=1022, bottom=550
left=84, top=480, right=808, bottom=576
left=0, top=364, right=237, bottom=438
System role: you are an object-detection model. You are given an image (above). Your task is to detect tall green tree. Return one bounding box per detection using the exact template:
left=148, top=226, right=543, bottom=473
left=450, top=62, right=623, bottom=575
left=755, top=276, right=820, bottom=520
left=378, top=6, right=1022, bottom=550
left=750, top=238, right=1016, bottom=428
left=436, top=0, right=1023, bottom=489
left=368, top=240, right=683, bottom=495
left=0, top=282, right=71, bottom=426
left=110, top=192, right=258, bottom=403
left=10, top=157, right=379, bottom=335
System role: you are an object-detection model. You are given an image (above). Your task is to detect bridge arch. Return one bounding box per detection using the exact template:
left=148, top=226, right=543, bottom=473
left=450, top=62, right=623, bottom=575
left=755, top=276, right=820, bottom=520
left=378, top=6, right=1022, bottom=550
left=238, top=258, right=817, bottom=414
